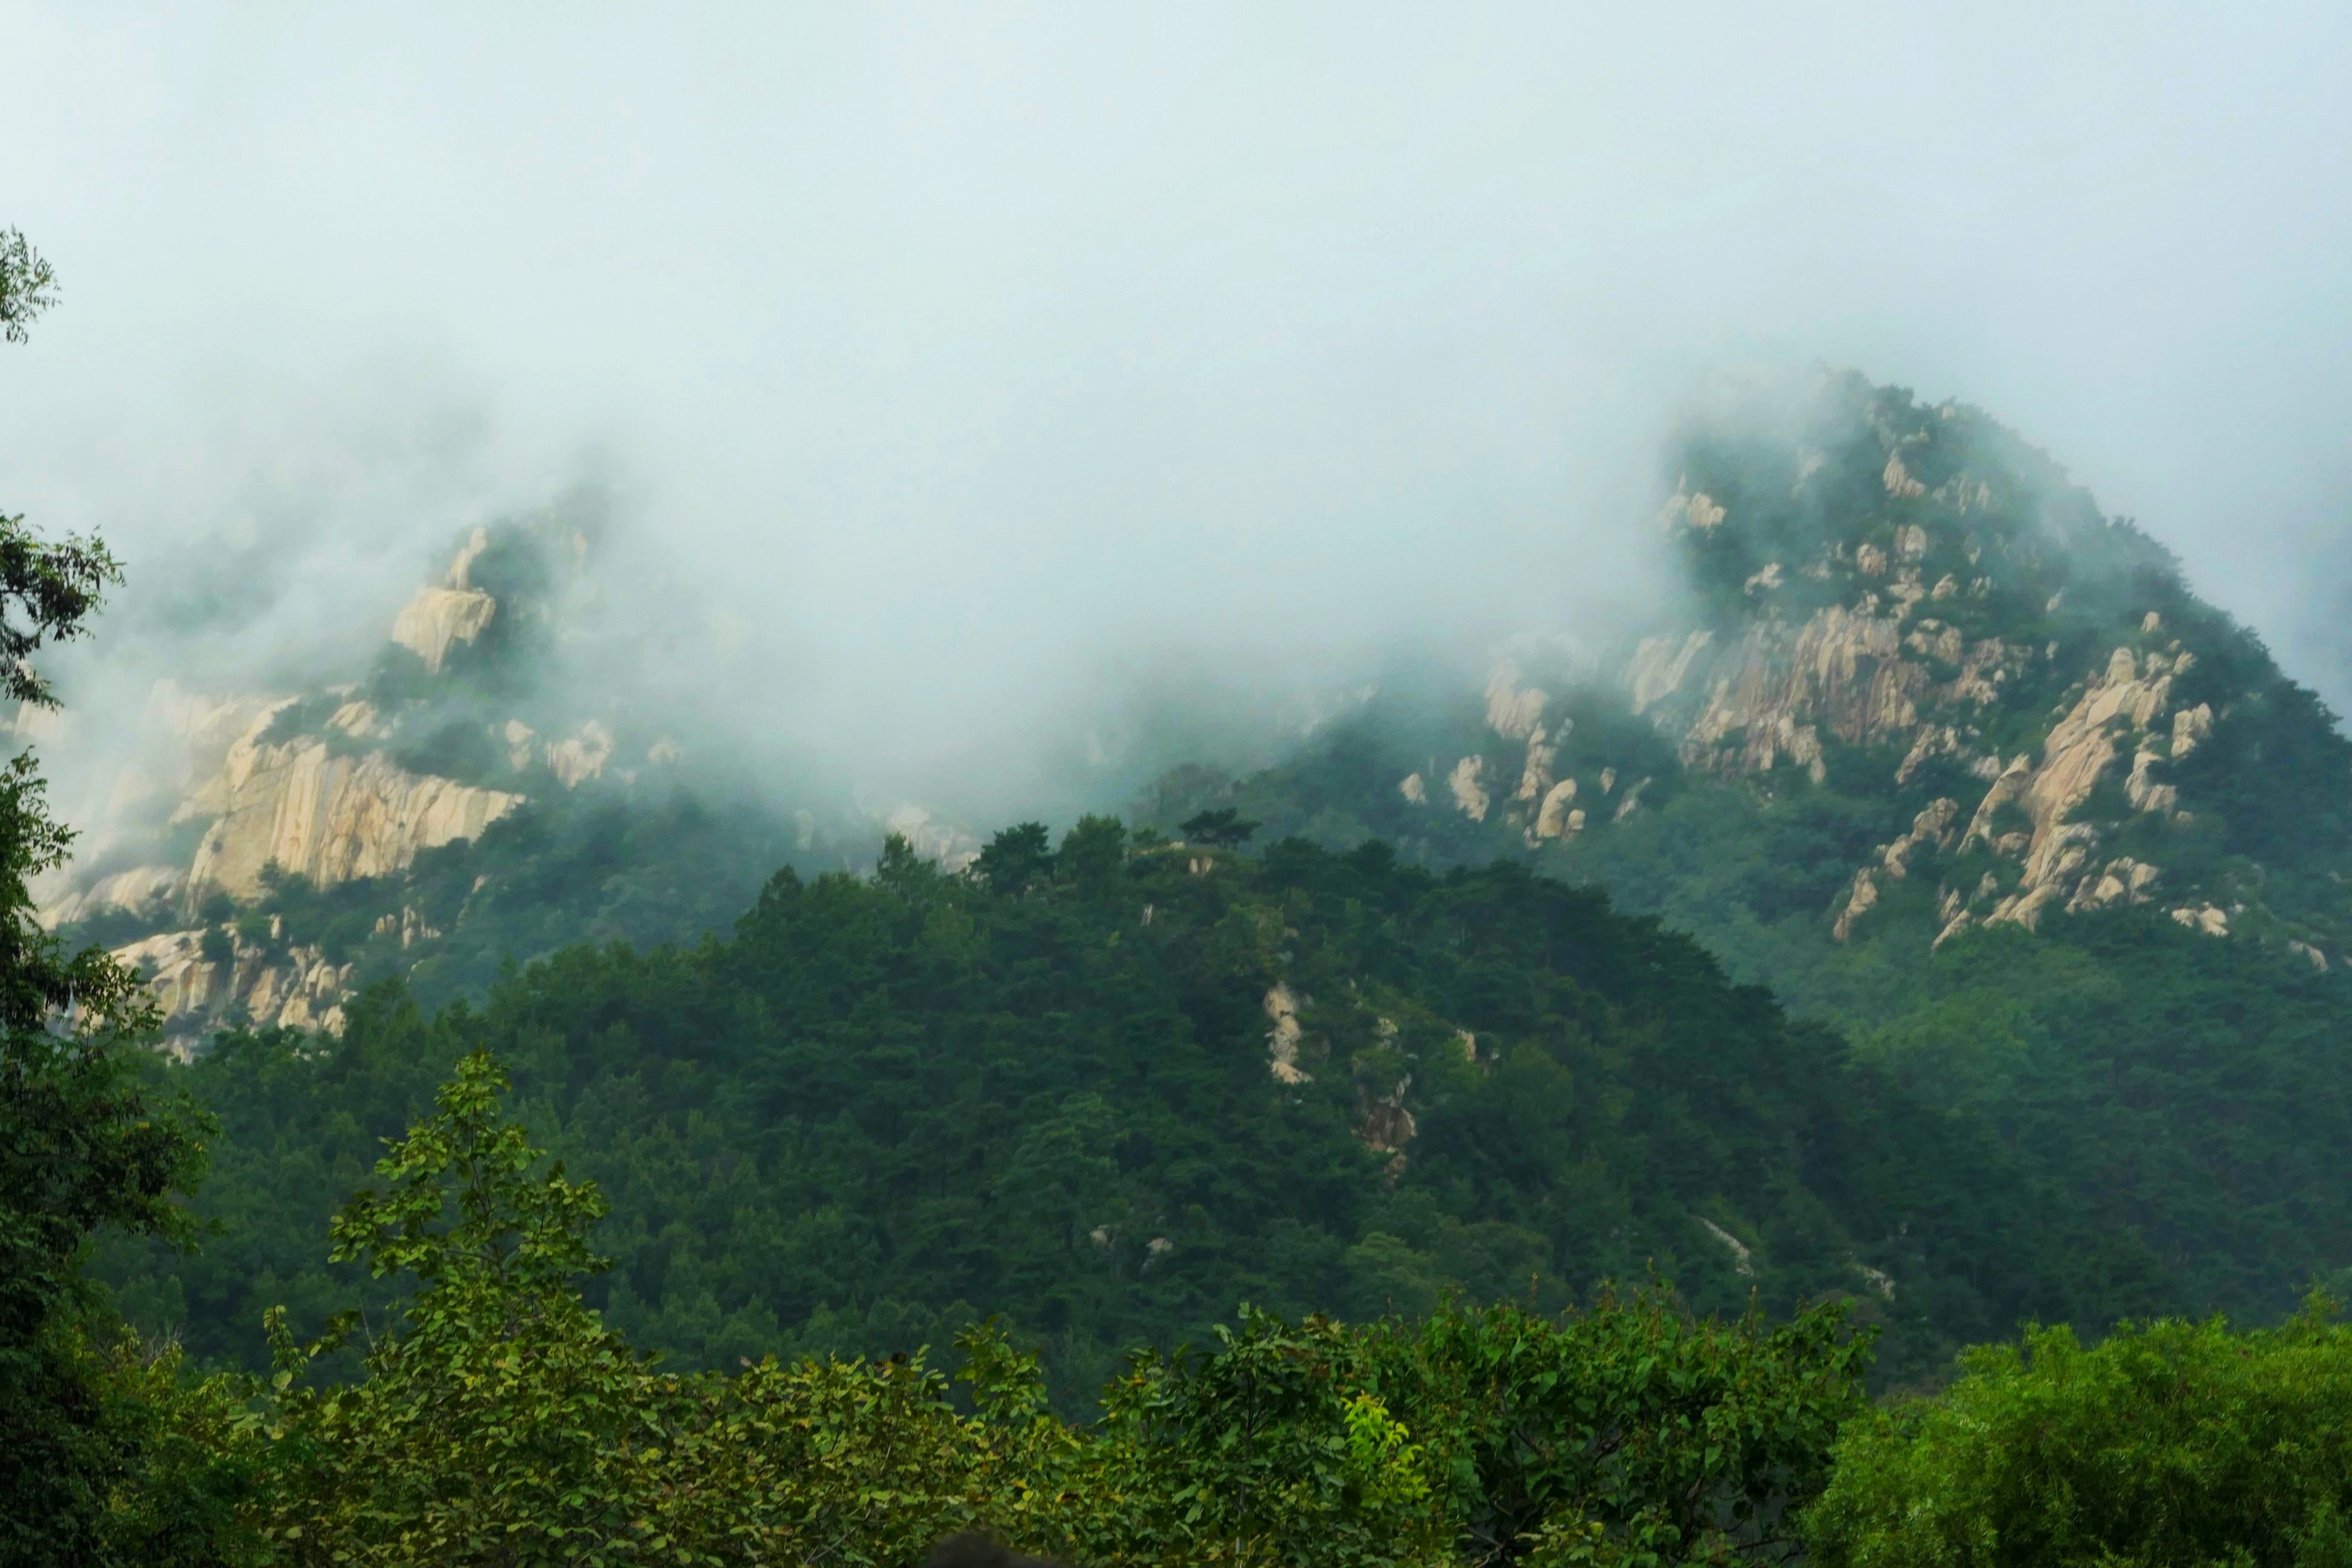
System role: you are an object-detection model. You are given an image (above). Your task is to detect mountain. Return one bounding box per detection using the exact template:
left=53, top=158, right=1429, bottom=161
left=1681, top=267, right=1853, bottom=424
left=65, top=367, right=2352, bottom=1392
left=1138, top=368, right=2352, bottom=1322
left=34, top=508, right=953, bottom=1053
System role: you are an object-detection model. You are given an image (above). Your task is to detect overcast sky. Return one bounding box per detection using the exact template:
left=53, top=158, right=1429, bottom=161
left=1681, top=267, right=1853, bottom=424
left=4, top=2, right=2349, bottom=796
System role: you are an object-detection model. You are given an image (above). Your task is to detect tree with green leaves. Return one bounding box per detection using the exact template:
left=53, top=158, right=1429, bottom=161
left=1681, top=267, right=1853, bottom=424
left=974, top=821, right=1056, bottom=895
left=1805, top=1299, right=2352, bottom=1568
left=1179, top=807, right=1258, bottom=849
left=239, top=1046, right=1875, bottom=1565
left=0, top=229, right=224, bottom=1567
left=0, top=227, right=58, bottom=344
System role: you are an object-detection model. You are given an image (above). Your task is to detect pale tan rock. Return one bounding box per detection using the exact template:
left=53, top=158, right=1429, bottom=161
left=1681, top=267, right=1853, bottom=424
left=2171, top=703, right=2213, bottom=760
left=2126, top=747, right=2179, bottom=815
left=110, top=928, right=359, bottom=1053
left=1535, top=777, right=1580, bottom=838
left=1397, top=772, right=1427, bottom=805
left=1832, top=868, right=1879, bottom=942
left=1356, top=1074, right=1417, bottom=1153
left=1697, top=1216, right=1755, bottom=1276
left=1515, top=725, right=1559, bottom=803
left=1668, top=605, right=1912, bottom=778
left=185, top=709, right=523, bottom=899
left=1628, top=632, right=1714, bottom=714
left=446, top=526, right=491, bottom=589
left=547, top=720, right=615, bottom=789
left=38, top=864, right=183, bottom=929
left=880, top=805, right=982, bottom=873
left=2172, top=905, right=2229, bottom=937
left=1265, top=984, right=1310, bottom=1085
left=327, top=700, right=378, bottom=739
left=391, top=586, right=497, bottom=673
left=1485, top=669, right=1548, bottom=739
left=1882, top=454, right=1926, bottom=499
left=1447, top=756, right=1490, bottom=822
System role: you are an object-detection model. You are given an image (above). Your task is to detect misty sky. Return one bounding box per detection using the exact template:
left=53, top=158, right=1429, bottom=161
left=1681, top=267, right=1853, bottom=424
left=5, top=2, right=2350, bottom=793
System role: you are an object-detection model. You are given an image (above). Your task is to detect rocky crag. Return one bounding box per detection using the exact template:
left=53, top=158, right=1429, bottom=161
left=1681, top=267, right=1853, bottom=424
left=1131, top=369, right=2352, bottom=1320
left=1168, top=369, right=2351, bottom=979
left=33, top=515, right=899, bottom=1053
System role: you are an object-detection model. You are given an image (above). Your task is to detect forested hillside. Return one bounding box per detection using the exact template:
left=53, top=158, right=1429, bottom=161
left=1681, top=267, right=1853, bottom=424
left=1139, top=370, right=2352, bottom=1326
left=101, top=820, right=2128, bottom=1396
left=17, top=216, right=2352, bottom=1564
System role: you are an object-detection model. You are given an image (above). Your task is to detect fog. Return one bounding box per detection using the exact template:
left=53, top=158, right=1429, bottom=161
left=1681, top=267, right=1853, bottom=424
left=5, top=3, right=2350, bottom=828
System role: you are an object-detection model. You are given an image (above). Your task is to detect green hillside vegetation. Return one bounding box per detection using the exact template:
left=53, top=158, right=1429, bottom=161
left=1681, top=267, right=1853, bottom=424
left=52, top=1048, right=2352, bottom=1568
left=1138, top=372, right=2352, bottom=1328
left=99, top=813, right=2140, bottom=1399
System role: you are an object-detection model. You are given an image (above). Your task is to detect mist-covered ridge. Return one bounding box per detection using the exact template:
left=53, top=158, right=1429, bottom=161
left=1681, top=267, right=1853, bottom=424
left=1151, top=368, right=2352, bottom=965
left=1133, top=369, right=2352, bottom=1326
left=33, top=507, right=897, bottom=1050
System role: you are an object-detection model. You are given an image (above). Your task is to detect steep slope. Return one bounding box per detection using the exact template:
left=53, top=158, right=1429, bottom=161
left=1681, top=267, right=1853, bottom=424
left=1141, top=369, right=2352, bottom=1321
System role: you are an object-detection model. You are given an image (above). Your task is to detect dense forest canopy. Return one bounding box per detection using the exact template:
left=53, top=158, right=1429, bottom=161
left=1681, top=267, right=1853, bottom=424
left=101, top=820, right=2130, bottom=1398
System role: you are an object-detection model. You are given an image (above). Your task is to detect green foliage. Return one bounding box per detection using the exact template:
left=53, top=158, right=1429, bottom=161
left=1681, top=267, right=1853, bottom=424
left=108, top=828, right=2083, bottom=1396
left=1805, top=1298, right=2352, bottom=1568
left=0, top=238, right=221, bottom=1565
left=1204, top=686, right=2352, bottom=1335
left=1181, top=808, right=1260, bottom=849
left=1382, top=1294, right=1869, bottom=1567
left=976, top=820, right=1058, bottom=895
left=0, top=226, right=57, bottom=343
left=236, top=1056, right=1868, bottom=1566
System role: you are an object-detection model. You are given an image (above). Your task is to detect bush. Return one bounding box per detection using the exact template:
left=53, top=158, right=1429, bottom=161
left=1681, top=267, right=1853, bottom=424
left=1805, top=1304, right=2352, bottom=1568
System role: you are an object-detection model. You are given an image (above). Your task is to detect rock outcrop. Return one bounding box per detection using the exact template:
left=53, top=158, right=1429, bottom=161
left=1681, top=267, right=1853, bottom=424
left=1264, top=983, right=1310, bottom=1085
left=390, top=587, right=497, bottom=672
left=38, top=864, right=184, bottom=928
left=389, top=524, right=500, bottom=671
left=111, top=927, right=356, bottom=1058
left=181, top=703, right=523, bottom=899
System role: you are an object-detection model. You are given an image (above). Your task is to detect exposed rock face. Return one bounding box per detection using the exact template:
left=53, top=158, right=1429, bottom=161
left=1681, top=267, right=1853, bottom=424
left=112, top=928, right=354, bottom=1058
left=1940, top=646, right=2193, bottom=935
left=1264, top=984, right=1310, bottom=1084
left=183, top=703, right=523, bottom=899
left=547, top=720, right=615, bottom=789
left=880, top=804, right=982, bottom=873
left=1628, top=600, right=2030, bottom=788
left=1484, top=668, right=1548, bottom=739
left=391, top=587, right=497, bottom=673
left=38, top=864, right=183, bottom=929
left=1834, top=799, right=1961, bottom=942
left=1447, top=756, right=1490, bottom=822
left=388, top=524, right=501, bottom=672
left=1534, top=777, right=1580, bottom=838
